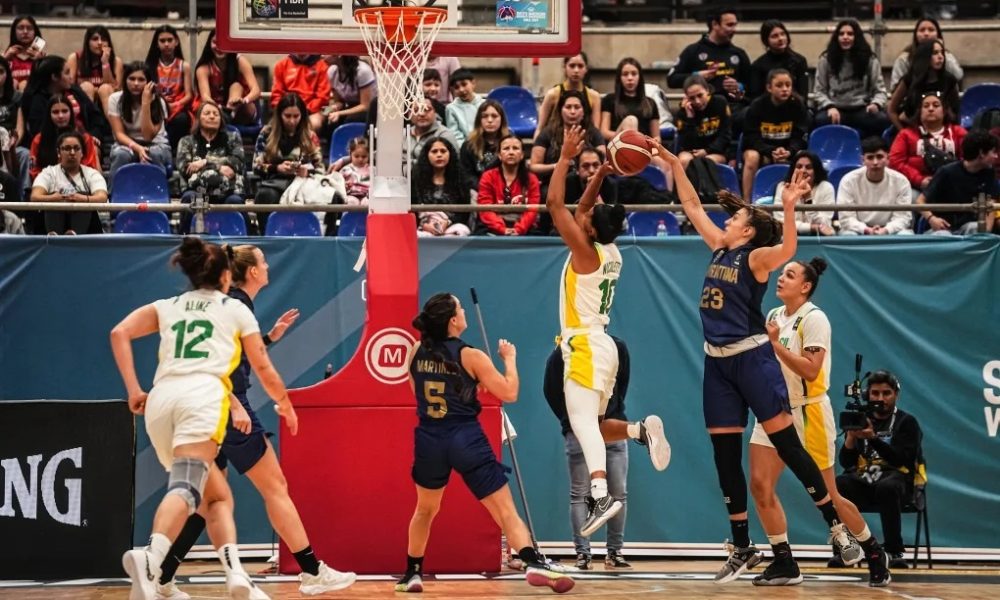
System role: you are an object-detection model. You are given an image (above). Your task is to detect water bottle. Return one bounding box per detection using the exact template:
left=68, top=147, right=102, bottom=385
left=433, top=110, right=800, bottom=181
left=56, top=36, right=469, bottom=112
left=656, top=219, right=668, bottom=237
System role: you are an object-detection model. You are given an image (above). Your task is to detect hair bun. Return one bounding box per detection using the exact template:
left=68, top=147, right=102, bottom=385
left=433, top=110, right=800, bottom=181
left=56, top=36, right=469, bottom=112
left=809, top=257, right=828, bottom=276
left=411, top=314, right=427, bottom=334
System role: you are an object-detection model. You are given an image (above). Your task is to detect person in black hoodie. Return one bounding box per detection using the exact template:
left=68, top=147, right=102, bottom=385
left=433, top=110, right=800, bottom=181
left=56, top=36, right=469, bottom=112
left=20, top=55, right=110, bottom=149
left=742, top=69, right=809, bottom=199
left=749, top=20, right=809, bottom=101
left=675, top=74, right=732, bottom=168
left=668, top=9, right=751, bottom=130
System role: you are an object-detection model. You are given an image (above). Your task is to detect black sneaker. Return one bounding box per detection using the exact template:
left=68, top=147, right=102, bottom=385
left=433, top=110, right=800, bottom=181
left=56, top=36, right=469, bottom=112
left=574, top=553, right=591, bottom=570
left=579, top=495, right=623, bottom=538
left=867, top=547, right=892, bottom=587
left=604, top=550, right=632, bottom=569
left=752, top=555, right=803, bottom=586
left=715, top=541, right=763, bottom=584
left=827, top=553, right=846, bottom=568
left=888, top=552, right=910, bottom=569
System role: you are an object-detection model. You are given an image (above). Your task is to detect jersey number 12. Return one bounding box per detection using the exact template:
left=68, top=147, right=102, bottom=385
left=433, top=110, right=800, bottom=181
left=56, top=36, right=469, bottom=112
left=171, top=319, right=214, bottom=359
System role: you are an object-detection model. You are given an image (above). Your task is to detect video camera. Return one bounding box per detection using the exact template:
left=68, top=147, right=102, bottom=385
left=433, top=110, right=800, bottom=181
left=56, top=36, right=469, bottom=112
left=839, top=354, right=886, bottom=431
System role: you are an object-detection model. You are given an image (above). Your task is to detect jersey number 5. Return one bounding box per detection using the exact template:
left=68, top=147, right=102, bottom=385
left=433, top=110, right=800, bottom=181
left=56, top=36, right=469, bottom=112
left=170, top=319, right=214, bottom=359
left=598, top=278, right=617, bottom=315
left=700, top=286, right=724, bottom=310
left=424, top=381, right=449, bottom=418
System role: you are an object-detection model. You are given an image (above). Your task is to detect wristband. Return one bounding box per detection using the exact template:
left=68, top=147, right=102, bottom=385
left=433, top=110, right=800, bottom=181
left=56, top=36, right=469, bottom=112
left=263, top=333, right=273, bottom=346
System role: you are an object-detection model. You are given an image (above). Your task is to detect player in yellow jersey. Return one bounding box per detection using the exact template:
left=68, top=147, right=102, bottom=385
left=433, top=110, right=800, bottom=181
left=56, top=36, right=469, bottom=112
left=547, top=125, right=670, bottom=538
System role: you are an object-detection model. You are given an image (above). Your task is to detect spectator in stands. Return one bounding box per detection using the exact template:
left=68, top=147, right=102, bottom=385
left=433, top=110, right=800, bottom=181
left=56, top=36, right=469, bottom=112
left=425, top=55, right=461, bottom=102
left=420, top=69, right=447, bottom=122
left=675, top=74, right=731, bottom=169
left=741, top=69, right=809, bottom=200
left=567, top=145, right=617, bottom=206
left=459, top=99, right=509, bottom=193
left=145, top=25, right=193, bottom=153
left=0, top=164, right=22, bottom=234
left=253, top=93, right=324, bottom=231
left=890, top=18, right=963, bottom=91
left=4, top=16, right=44, bottom=91
left=838, top=137, right=913, bottom=235
left=749, top=20, right=809, bottom=101
left=30, top=131, right=107, bottom=234
left=887, top=40, right=960, bottom=132
left=272, top=54, right=330, bottom=133
left=917, top=129, right=999, bottom=235
left=532, top=90, right=605, bottom=188
left=411, top=137, right=471, bottom=236
left=773, top=150, right=835, bottom=235
left=835, top=370, right=922, bottom=570
left=0, top=56, right=30, bottom=194
left=20, top=55, right=109, bottom=149
left=889, top=92, right=965, bottom=195
left=536, top=53, right=602, bottom=138
left=476, top=134, right=539, bottom=235
left=66, top=26, right=123, bottom=115
left=600, top=58, right=660, bottom=141
left=326, top=55, right=376, bottom=131
left=194, top=30, right=260, bottom=126
left=445, top=68, right=484, bottom=146
left=29, top=94, right=100, bottom=181
left=175, top=102, right=245, bottom=233
left=409, top=97, right=458, bottom=163
left=667, top=9, right=750, bottom=128
left=340, top=137, right=371, bottom=206
left=108, top=62, right=172, bottom=182
left=813, top=20, right=891, bottom=140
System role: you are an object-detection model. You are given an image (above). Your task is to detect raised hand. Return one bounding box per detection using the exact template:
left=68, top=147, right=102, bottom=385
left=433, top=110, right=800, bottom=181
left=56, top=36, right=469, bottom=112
left=497, top=338, right=516, bottom=361
left=781, top=168, right=811, bottom=207
left=268, top=308, right=300, bottom=342
left=559, top=125, right=585, bottom=161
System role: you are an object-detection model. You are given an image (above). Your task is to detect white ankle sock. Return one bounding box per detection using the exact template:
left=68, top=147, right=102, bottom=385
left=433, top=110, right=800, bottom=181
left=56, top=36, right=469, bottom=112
left=147, top=533, right=171, bottom=565
left=626, top=421, right=641, bottom=440
left=591, top=477, right=608, bottom=499
left=767, top=533, right=788, bottom=545
left=853, top=525, right=872, bottom=542
left=218, top=543, right=244, bottom=574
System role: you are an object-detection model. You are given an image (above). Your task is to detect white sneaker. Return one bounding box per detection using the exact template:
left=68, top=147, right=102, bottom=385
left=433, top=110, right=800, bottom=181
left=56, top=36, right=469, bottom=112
left=299, top=561, right=357, bottom=595
left=225, top=571, right=269, bottom=600
left=154, top=579, right=191, bottom=600
left=829, top=523, right=863, bottom=566
left=638, top=415, right=671, bottom=471
left=122, top=549, right=159, bottom=600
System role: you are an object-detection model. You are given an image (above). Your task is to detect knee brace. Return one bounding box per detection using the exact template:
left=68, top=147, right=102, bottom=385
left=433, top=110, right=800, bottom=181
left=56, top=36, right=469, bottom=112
left=710, top=433, right=747, bottom=515
left=767, top=425, right=828, bottom=503
left=165, top=457, right=210, bottom=515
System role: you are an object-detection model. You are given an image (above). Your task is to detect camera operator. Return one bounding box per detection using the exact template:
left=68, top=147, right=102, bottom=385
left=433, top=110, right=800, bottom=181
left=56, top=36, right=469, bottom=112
left=835, top=370, right=923, bottom=569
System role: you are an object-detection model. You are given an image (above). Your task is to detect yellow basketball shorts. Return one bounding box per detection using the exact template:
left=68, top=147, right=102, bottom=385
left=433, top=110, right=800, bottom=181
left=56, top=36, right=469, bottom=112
left=560, top=330, right=618, bottom=408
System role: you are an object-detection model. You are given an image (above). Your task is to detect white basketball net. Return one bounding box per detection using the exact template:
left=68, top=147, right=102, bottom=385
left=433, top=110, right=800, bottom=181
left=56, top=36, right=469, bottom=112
left=356, top=8, right=447, bottom=120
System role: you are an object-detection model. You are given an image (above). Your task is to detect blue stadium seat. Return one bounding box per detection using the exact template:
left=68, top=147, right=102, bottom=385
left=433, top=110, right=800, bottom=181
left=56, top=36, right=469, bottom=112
left=627, top=211, right=680, bottom=236
left=660, top=123, right=676, bottom=142
left=487, top=86, right=538, bottom=138
left=828, top=163, right=861, bottom=198
left=808, top=125, right=862, bottom=171
left=637, top=165, right=667, bottom=191
left=751, top=164, right=789, bottom=204
left=715, top=163, right=740, bottom=195
left=264, top=212, right=322, bottom=236
left=338, top=211, right=368, bottom=237
left=329, top=122, right=367, bottom=165
left=959, top=83, right=1000, bottom=129
left=707, top=210, right=728, bottom=228
left=111, top=163, right=170, bottom=204
left=113, top=211, right=171, bottom=234
left=233, top=99, right=265, bottom=140
left=203, top=212, right=248, bottom=236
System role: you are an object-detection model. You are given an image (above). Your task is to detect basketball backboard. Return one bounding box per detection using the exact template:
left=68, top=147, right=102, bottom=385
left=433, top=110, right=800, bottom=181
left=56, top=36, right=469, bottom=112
left=216, top=0, right=580, bottom=57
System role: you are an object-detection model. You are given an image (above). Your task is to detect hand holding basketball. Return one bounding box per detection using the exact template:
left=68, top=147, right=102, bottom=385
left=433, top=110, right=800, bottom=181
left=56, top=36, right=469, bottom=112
left=560, top=125, right=585, bottom=161
left=648, top=137, right=678, bottom=165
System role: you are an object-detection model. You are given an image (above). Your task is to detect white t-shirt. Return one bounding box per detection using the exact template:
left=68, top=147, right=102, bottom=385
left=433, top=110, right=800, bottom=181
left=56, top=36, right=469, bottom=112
left=32, top=164, right=107, bottom=195
left=327, top=61, right=378, bottom=106
left=767, top=301, right=831, bottom=408
left=836, top=167, right=913, bottom=234
left=151, top=289, right=260, bottom=387
left=108, top=90, right=169, bottom=146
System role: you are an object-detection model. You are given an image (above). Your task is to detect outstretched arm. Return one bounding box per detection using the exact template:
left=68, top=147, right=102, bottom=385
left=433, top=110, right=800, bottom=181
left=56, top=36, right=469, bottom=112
left=547, top=125, right=599, bottom=273
left=750, top=169, right=809, bottom=278
left=651, top=138, right=725, bottom=249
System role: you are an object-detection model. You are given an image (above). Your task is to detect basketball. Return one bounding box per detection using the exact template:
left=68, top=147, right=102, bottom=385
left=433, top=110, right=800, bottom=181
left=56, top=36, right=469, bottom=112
left=607, top=130, right=653, bottom=176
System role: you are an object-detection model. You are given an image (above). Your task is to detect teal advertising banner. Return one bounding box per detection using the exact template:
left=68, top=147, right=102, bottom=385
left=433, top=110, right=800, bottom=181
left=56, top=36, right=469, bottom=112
left=2, top=235, right=998, bottom=549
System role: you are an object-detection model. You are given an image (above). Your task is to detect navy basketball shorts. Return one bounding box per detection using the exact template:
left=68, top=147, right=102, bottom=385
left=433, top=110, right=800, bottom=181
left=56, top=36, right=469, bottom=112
left=703, top=344, right=791, bottom=428
left=412, top=421, right=508, bottom=500
left=215, top=390, right=269, bottom=474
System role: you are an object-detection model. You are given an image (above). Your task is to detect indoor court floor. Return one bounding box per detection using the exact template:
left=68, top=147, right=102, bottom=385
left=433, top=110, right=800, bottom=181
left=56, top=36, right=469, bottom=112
left=1, top=559, right=996, bottom=599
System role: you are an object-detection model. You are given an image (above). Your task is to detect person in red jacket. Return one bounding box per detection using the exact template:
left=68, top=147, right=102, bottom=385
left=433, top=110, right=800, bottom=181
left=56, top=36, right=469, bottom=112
left=888, top=92, right=965, bottom=195
left=271, top=54, right=331, bottom=133
left=476, top=134, right=540, bottom=235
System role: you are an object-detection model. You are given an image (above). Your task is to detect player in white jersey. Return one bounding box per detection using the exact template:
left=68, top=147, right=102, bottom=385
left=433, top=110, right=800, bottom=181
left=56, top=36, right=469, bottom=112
left=748, top=257, right=890, bottom=587
left=547, top=125, right=670, bottom=539
left=110, top=237, right=299, bottom=600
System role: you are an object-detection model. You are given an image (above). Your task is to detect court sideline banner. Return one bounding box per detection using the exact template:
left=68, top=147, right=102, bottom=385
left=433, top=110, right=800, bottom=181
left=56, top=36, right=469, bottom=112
left=0, top=236, right=997, bottom=550
left=0, top=400, right=134, bottom=578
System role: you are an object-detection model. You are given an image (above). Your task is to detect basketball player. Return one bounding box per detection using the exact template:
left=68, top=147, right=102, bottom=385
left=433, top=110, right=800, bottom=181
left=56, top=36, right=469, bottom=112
left=154, top=245, right=357, bottom=599
left=652, top=139, right=854, bottom=583
left=110, top=238, right=293, bottom=600
left=396, top=293, right=574, bottom=594
left=547, top=125, right=671, bottom=539
left=749, top=257, right=890, bottom=586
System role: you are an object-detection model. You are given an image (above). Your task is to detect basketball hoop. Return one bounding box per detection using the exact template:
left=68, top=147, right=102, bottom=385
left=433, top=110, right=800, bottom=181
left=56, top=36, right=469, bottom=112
left=355, top=7, right=448, bottom=120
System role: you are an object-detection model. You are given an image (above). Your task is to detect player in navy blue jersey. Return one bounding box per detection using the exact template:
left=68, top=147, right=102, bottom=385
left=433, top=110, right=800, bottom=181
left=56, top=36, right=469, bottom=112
left=652, top=139, right=863, bottom=584
left=396, top=292, right=574, bottom=594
